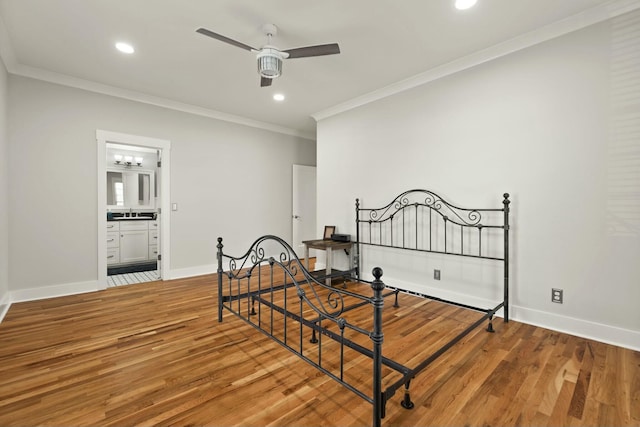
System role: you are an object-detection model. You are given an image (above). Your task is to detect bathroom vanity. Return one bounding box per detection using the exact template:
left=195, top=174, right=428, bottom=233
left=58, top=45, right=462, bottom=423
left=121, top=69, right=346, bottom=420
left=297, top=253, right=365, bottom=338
left=106, top=218, right=159, bottom=266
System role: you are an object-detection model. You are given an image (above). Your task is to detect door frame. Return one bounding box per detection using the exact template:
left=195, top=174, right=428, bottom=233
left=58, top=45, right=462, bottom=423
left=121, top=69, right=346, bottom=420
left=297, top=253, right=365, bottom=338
left=97, top=130, right=172, bottom=289
left=292, top=164, right=317, bottom=258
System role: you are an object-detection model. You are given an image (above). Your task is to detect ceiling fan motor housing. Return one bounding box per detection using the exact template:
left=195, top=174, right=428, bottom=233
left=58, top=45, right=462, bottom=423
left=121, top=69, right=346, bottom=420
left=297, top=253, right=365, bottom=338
left=257, top=48, right=284, bottom=78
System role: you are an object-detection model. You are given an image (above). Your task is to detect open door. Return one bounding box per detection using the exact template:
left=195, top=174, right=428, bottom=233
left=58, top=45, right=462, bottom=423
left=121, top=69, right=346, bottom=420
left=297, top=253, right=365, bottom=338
left=292, top=165, right=317, bottom=259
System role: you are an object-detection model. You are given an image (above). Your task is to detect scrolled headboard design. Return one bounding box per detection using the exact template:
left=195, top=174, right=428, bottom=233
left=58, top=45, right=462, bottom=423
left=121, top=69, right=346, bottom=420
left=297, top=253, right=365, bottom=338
left=356, top=189, right=510, bottom=261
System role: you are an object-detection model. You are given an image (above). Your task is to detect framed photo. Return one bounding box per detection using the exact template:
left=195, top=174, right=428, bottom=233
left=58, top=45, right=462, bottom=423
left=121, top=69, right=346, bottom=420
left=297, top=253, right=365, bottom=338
left=323, top=226, right=336, bottom=240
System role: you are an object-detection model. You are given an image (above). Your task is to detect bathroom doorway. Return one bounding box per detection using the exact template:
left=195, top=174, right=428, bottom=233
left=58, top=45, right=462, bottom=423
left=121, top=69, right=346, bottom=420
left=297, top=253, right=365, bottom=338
left=97, top=130, right=171, bottom=289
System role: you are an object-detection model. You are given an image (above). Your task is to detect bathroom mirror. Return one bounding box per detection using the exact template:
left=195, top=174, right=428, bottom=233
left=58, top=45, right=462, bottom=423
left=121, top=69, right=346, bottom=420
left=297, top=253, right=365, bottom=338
left=107, top=168, right=155, bottom=209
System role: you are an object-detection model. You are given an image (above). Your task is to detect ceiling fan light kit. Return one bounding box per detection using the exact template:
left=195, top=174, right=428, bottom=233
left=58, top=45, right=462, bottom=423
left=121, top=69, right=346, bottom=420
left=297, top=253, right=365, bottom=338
left=196, top=23, right=340, bottom=87
left=257, top=48, right=286, bottom=78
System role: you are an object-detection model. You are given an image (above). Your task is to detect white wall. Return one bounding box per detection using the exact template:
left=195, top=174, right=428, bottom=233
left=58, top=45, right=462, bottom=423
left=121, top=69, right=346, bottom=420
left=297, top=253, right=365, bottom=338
left=8, top=75, right=315, bottom=295
left=317, top=13, right=640, bottom=349
left=0, top=53, right=8, bottom=316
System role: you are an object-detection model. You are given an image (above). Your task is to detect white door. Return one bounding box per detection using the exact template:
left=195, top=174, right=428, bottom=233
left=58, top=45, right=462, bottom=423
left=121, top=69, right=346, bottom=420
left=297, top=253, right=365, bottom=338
left=292, top=165, right=317, bottom=258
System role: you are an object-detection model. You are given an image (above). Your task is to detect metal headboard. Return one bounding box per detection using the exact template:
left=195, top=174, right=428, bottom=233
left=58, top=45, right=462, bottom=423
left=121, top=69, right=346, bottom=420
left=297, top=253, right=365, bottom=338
left=355, top=189, right=510, bottom=320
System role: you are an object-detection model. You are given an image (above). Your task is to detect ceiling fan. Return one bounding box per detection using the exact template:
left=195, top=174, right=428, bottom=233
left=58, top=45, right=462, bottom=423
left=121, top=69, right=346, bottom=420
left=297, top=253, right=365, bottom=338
left=196, top=23, right=340, bottom=87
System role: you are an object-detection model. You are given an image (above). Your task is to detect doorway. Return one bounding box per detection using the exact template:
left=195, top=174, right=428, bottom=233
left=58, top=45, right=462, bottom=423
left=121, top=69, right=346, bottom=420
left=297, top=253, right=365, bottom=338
left=97, top=130, right=171, bottom=290
left=292, top=165, right=317, bottom=258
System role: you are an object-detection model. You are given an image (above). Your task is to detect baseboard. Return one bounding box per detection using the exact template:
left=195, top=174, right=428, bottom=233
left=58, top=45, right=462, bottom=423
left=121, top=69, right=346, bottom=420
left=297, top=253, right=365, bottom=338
left=3, top=270, right=637, bottom=351
left=381, top=275, right=639, bottom=351
left=168, top=264, right=216, bottom=280
left=10, top=280, right=100, bottom=303
left=510, top=305, right=640, bottom=352
left=0, top=292, right=11, bottom=323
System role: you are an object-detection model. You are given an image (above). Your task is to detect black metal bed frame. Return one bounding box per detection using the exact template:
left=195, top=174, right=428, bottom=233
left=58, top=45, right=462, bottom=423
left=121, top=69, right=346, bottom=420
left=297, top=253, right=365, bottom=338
left=216, top=190, right=510, bottom=427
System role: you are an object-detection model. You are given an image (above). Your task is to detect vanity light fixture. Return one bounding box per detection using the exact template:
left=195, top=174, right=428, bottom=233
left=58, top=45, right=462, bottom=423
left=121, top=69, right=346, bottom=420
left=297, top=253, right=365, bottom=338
left=114, top=154, right=143, bottom=167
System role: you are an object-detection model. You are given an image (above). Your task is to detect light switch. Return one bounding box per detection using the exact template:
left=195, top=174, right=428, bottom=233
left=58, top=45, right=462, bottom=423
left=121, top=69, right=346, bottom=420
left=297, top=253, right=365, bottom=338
left=172, top=203, right=178, bottom=211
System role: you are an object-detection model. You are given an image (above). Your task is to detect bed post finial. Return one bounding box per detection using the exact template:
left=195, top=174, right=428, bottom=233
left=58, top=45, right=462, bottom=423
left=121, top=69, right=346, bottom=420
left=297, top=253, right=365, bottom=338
left=217, top=237, right=224, bottom=323
left=371, top=266, right=385, bottom=426
left=372, top=266, right=383, bottom=283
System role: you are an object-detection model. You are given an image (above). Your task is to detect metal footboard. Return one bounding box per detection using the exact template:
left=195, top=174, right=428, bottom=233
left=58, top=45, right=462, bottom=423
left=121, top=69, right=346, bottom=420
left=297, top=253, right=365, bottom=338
left=217, top=235, right=391, bottom=427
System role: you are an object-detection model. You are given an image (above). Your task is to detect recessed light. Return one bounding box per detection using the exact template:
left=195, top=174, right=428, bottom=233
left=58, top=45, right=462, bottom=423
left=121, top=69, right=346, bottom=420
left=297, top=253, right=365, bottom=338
left=455, top=0, right=477, bottom=10
left=273, top=93, right=285, bottom=101
left=115, top=42, right=135, bottom=54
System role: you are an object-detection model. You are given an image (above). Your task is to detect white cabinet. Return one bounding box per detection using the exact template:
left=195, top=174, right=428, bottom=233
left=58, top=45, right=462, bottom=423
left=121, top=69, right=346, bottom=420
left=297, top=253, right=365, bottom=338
left=148, top=228, right=159, bottom=262
left=106, top=222, right=120, bottom=265
left=107, top=226, right=120, bottom=265
left=106, top=219, right=159, bottom=266
left=120, top=230, right=149, bottom=263
left=148, top=245, right=159, bottom=261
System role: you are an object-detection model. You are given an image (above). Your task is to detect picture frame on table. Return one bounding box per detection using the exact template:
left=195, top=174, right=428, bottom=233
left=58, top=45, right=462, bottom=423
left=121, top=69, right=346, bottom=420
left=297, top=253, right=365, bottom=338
left=323, top=226, right=336, bottom=240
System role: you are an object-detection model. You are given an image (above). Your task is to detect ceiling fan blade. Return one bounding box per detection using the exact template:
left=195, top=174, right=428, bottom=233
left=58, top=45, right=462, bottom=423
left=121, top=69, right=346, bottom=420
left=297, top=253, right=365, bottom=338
left=260, top=76, right=273, bottom=87
left=196, top=28, right=256, bottom=51
left=283, top=43, right=340, bottom=59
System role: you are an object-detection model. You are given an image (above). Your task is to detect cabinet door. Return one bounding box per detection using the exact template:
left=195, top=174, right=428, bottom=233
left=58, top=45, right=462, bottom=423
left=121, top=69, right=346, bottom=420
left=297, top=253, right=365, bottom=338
left=120, top=230, right=149, bottom=263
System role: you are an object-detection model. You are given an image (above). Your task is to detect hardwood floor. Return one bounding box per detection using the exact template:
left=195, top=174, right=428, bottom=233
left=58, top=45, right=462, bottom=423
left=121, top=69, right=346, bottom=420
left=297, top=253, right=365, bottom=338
left=0, top=274, right=638, bottom=426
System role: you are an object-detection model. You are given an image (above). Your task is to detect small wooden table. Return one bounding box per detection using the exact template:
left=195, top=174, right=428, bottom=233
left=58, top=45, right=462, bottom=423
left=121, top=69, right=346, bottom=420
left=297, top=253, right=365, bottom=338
left=302, top=239, right=354, bottom=286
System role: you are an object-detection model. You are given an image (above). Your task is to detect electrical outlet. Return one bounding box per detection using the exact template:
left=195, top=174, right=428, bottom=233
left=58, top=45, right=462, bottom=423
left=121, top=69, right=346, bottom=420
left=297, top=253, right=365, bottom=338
left=434, top=269, right=441, bottom=280
left=551, top=288, right=563, bottom=304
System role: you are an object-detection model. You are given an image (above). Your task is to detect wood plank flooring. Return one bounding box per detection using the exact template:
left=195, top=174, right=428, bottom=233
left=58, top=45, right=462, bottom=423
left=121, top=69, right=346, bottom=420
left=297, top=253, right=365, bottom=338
left=0, top=274, right=638, bottom=426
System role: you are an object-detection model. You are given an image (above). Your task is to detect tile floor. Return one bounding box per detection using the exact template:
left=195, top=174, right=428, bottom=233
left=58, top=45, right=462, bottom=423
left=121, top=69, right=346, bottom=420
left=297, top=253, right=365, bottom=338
left=107, top=270, right=160, bottom=287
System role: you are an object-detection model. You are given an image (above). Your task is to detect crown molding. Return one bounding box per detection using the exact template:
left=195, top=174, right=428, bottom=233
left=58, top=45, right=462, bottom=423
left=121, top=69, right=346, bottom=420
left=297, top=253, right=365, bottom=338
left=14, top=63, right=315, bottom=140
left=0, top=14, right=314, bottom=141
left=312, top=0, right=640, bottom=123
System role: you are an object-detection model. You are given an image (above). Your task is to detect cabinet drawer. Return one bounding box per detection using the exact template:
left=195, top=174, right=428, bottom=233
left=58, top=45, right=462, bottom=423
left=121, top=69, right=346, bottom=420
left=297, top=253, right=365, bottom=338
left=106, top=231, right=119, bottom=248
left=149, top=229, right=159, bottom=244
left=107, top=248, right=120, bottom=265
left=119, top=220, right=149, bottom=231
left=148, top=245, right=158, bottom=260
left=149, top=220, right=159, bottom=230
left=106, top=222, right=120, bottom=231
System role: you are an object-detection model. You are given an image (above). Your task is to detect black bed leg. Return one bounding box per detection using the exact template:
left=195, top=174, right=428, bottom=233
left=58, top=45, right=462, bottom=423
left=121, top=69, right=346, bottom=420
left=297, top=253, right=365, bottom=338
left=400, top=381, right=414, bottom=409
left=310, top=326, right=318, bottom=344
left=486, top=315, right=495, bottom=333
left=393, top=290, right=400, bottom=308
left=250, top=297, right=256, bottom=316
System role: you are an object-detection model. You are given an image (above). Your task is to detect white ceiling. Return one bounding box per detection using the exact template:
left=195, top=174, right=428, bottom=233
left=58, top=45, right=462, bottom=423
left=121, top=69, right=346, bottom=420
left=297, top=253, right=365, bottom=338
left=0, top=0, right=636, bottom=139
